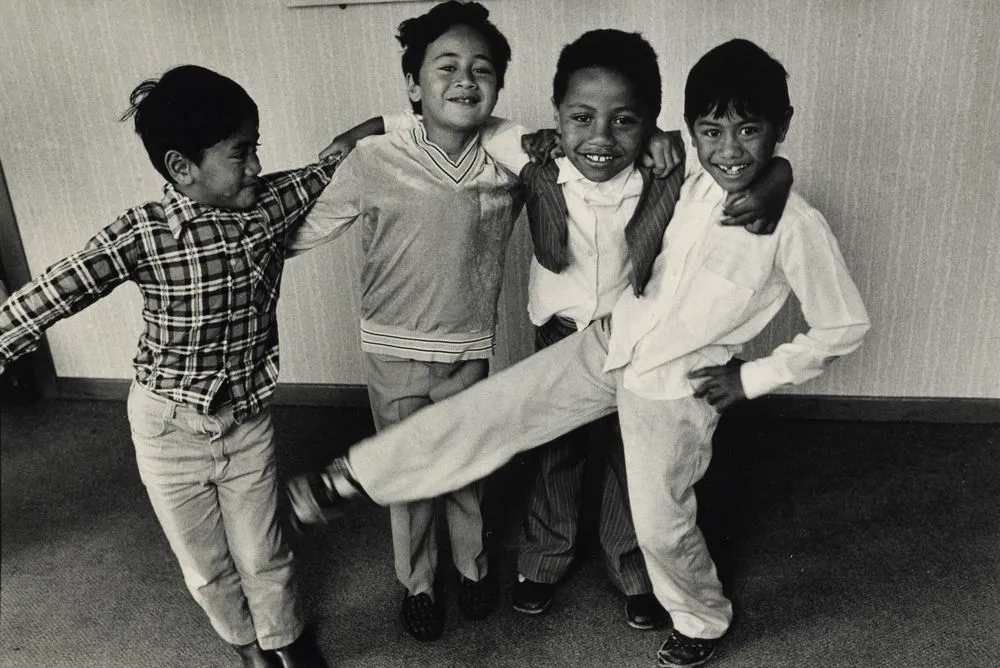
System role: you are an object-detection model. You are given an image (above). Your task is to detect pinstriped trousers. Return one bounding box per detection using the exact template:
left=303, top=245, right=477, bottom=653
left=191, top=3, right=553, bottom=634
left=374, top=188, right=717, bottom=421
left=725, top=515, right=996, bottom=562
left=517, top=317, right=652, bottom=596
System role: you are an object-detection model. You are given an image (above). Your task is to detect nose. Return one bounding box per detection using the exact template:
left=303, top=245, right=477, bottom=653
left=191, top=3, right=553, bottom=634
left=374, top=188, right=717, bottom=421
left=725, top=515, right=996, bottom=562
left=455, top=67, right=477, bottom=88
left=246, top=151, right=262, bottom=177
left=720, top=132, right=742, bottom=157
left=589, top=118, right=614, bottom=145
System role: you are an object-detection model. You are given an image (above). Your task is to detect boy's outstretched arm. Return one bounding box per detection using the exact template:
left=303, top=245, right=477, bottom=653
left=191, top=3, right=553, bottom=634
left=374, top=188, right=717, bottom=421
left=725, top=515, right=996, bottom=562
left=0, top=218, right=138, bottom=372
left=319, top=116, right=385, bottom=161
left=721, top=157, right=793, bottom=234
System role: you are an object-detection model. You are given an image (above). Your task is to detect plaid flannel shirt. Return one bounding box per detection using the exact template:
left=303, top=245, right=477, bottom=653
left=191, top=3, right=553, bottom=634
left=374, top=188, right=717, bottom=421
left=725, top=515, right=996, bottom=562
left=0, top=157, right=338, bottom=422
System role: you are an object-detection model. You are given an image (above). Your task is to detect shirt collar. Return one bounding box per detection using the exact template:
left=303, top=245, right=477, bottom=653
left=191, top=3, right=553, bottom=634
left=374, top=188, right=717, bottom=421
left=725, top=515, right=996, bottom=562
left=556, top=156, right=641, bottom=195
left=413, top=123, right=482, bottom=167
left=161, top=183, right=218, bottom=239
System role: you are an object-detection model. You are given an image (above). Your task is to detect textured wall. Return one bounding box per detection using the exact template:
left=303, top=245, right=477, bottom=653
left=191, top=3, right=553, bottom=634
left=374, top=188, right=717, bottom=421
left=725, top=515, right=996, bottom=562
left=1, top=0, right=997, bottom=398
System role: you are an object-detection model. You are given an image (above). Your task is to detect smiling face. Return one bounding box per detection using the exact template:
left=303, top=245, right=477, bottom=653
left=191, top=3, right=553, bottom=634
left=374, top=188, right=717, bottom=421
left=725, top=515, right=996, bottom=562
left=407, top=24, right=499, bottom=151
left=555, top=66, right=651, bottom=183
left=690, top=107, right=790, bottom=193
left=182, top=118, right=262, bottom=210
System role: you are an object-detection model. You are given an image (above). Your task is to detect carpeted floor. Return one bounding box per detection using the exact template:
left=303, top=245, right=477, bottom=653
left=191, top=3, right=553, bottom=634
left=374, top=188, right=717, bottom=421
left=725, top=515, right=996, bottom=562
left=1, top=398, right=998, bottom=667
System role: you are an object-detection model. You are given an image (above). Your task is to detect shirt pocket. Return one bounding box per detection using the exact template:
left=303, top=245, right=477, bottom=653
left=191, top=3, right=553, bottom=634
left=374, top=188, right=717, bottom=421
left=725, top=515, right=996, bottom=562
left=677, top=265, right=755, bottom=341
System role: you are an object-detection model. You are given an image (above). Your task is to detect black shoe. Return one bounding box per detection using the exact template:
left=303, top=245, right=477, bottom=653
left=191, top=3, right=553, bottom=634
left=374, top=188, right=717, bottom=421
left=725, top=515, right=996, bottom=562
left=656, top=630, right=718, bottom=667
left=401, top=592, right=444, bottom=642
left=272, top=630, right=329, bottom=668
left=232, top=641, right=280, bottom=668
left=625, top=592, right=669, bottom=630
left=511, top=577, right=555, bottom=615
left=457, top=572, right=499, bottom=619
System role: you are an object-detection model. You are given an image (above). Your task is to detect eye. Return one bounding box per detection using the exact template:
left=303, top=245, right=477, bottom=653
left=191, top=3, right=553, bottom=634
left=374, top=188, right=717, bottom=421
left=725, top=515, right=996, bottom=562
left=439, top=64, right=457, bottom=72
left=569, top=114, right=591, bottom=124
left=613, top=115, right=639, bottom=127
left=474, top=66, right=495, bottom=76
left=700, top=128, right=720, bottom=138
left=739, top=125, right=762, bottom=138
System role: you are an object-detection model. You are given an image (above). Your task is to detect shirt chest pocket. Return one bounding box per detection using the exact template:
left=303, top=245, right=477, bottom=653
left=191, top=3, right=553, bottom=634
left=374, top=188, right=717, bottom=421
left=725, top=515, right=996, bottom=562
left=677, top=265, right=755, bottom=340
left=249, top=246, right=283, bottom=312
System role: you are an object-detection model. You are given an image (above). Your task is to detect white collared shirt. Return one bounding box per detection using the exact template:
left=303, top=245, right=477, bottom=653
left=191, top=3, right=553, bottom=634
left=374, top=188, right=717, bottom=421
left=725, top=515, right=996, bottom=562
left=527, top=157, right=642, bottom=329
left=604, top=167, right=870, bottom=400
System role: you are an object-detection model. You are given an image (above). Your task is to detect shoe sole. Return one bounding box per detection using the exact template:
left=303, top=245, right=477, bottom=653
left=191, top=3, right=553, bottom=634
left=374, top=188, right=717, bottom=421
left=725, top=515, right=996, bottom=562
left=625, top=602, right=668, bottom=631
left=511, top=599, right=553, bottom=615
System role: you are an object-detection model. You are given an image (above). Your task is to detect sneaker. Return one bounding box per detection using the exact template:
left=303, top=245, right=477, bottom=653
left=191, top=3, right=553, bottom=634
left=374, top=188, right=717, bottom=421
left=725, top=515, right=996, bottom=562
left=656, top=630, right=718, bottom=667
left=625, top=592, right=669, bottom=630
left=511, top=577, right=556, bottom=615
left=400, top=592, right=444, bottom=642
left=457, top=573, right=499, bottom=620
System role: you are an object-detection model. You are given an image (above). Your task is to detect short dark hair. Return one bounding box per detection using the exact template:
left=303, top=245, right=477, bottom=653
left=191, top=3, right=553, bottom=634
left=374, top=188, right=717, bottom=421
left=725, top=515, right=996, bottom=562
left=552, top=30, right=662, bottom=120
left=684, top=39, right=790, bottom=130
left=397, top=0, right=511, bottom=114
left=120, top=65, right=259, bottom=182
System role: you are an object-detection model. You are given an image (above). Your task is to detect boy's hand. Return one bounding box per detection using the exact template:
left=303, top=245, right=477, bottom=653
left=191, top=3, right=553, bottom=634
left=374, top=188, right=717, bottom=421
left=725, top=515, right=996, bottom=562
left=640, top=129, right=683, bottom=178
left=688, top=362, right=747, bottom=411
left=521, top=129, right=562, bottom=165
left=720, top=156, right=793, bottom=234
left=319, top=133, right=356, bottom=162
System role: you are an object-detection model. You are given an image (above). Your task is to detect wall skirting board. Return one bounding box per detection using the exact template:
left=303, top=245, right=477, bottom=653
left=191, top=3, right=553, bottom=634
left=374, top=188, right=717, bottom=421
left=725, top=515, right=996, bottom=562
left=48, top=377, right=1000, bottom=424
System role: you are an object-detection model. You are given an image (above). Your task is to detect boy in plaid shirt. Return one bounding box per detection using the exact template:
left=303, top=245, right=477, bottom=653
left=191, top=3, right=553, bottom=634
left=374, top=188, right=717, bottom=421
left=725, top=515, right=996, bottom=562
left=0, top=65, right=333, bottom=668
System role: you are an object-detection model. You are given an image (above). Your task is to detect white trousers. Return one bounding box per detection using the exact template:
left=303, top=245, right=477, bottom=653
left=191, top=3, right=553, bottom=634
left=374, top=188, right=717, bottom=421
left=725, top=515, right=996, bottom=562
left=347, top=321, right=733, bottom=638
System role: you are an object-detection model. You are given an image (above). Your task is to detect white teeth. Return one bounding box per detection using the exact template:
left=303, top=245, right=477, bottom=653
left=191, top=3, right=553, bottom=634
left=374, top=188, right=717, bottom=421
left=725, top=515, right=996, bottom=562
left=716, top=164, right=748, bottom=175
left=585, top=154, right=613, bottom=163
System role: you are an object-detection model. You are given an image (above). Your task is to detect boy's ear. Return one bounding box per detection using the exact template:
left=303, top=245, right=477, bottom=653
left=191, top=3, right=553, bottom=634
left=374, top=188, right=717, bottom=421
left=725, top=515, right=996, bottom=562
left=164, top=150, right=196, bottom=186
left=406, top=73, right=422, bottom=106
left=776, top=107, right=794, bottom=143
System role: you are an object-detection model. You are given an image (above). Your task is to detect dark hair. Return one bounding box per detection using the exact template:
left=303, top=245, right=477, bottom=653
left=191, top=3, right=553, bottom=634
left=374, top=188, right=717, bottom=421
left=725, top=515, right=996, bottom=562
left=397, top=0, right=511, bottom=114
left=684, top=39, right=790, bottom=130
left=120, top=65, right=258, bottom=182
left=552, top=29, right=662, bottom=120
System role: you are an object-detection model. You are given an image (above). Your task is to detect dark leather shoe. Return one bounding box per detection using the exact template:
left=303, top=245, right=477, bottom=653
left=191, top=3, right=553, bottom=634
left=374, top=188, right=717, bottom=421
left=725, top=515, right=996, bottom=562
left=625, top=592, right=669, bottom=630
left=273, top=631, right=329, bottom=668
left=457, top=572, right=499, bottom=619
left=401, top=592, right=445, bottom=641
left=511, top=577, right=555, bottom=615
left=232, top=641, right=280, bottom=668
left=656, top=630, right=718, bottom=666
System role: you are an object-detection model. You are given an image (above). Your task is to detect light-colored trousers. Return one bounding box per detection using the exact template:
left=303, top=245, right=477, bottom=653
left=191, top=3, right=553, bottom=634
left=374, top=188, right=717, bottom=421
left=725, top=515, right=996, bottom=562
left=349, top=321, right=733, bottom=638
left=365, top=352, right=490, bottom=596
left=519, top=317, right=650, bottom=596
left=127, top=381, right=302, bottom=650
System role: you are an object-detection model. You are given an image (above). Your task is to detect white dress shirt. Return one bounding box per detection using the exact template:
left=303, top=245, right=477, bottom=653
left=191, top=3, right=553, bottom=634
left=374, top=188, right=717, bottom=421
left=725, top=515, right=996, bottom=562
left=604, top=167, right=870, bottom=400
left=527, top=158, right=642, bottom=329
